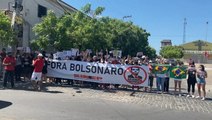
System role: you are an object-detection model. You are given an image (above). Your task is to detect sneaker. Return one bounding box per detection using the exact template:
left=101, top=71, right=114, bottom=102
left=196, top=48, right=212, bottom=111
left=196, top=96, right=200, bottom=99
left=186, top=95, right=191, bottom=98
left=201, top=97, right=206, bottom=101
left=192, top=95, right=195, bottom=98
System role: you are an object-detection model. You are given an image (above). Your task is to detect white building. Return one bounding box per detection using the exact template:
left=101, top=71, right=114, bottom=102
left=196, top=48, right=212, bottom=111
left=0, top=0, right=77, bottom=48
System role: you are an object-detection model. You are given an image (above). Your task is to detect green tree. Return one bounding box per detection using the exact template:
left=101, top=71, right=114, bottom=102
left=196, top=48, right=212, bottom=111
left=32, top=11, right=72, bottom=51
left=0, top=12, right=14, bottom=46
left=32, top=4, right=152, bottom=58
left=160, top=46, right=184, bottom=59
left=143, top=46, right=157, bottom=59
left=98, top=17, right=150, bottom=56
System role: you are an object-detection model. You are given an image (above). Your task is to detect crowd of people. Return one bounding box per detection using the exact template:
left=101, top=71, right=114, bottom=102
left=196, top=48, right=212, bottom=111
left=150, top=59, right=208, bottom=101
left=0, top=48, right=47, bottom=90
left=0, top=48, right=208, bottom=100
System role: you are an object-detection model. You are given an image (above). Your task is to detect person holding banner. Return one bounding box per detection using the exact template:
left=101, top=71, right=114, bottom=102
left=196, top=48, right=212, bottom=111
left=163, top=61, right=170, bottom=93
left=196, top=65, right=207, bottom=100
left=174, top=62, right=184, bottom=96
left=41, top=51, right=48, bottom=83
left=148, top=61, right=154, bottom=92
left=155, top=60, right=169, bottom=93
left=31, top=53, right=44, bottom=91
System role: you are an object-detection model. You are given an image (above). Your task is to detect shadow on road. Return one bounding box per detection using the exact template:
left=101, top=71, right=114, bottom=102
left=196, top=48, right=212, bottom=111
left=0, top=100, right=12, bottom=109
left=1, top=81, right=64, bottom=94
left=206, top=98, right=212, bottom=101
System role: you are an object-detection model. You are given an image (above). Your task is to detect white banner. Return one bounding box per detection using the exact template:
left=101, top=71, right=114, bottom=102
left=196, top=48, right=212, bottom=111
left=47, top=60, right=149, bottom=86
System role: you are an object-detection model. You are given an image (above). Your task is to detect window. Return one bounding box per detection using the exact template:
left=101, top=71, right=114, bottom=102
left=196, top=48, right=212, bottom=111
left=38, top=5, right=47, bottom=18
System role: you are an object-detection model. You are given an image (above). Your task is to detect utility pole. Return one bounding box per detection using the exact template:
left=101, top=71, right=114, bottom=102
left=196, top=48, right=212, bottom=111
left=183, top=18, right=187, bottom=44
left=205, top=21, right=209, bottom=42
left=11, top=0, right=23, bottom=27
left=10, top=0, right=23, bottom=51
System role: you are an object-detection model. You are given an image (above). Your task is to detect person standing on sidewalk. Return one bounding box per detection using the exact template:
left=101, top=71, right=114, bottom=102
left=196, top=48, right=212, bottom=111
left=187, top=62, right=197, bottom=98
left=196, top=65, right=207, bottom=100
left=15, top=51, right=22, bottom=82
left=0, top=48, right=6, bottom=79
left=31, top=53, right=44, bottom=91
left=163, top=61, right=170, bottom=93
left=174, top=61, right=184, bottom=96
left=3, top=52, right=16, bottom=89
left=156, top=60, right=168, bottom=93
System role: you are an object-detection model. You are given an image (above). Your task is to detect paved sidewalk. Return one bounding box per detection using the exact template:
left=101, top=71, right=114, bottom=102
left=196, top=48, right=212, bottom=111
left=2, top=80, right=212, bottom=114
left=1, top=71, right=212, bottom=115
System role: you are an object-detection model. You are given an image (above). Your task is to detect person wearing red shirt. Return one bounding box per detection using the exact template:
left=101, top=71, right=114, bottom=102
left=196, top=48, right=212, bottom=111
left=3, top=52, right=16, bottom=89
left=31, top=53, right=44, bottom=91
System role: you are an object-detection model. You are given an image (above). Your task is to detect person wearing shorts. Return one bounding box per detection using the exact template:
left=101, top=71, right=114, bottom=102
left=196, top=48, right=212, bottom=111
left=174, top=62, right=184, bottom=96
left=31, top=53, right=44, bottom=91
left=196, top=65, right=207, bottom=100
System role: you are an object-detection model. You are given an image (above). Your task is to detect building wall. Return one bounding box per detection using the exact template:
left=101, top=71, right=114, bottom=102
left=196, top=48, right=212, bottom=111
left=0, top=0, right=13, bottom=10
left=161, top=42, right=172, bottom=47
left=184, top=53, right=212, bottom=64
left=0, top=0, right=74, bottom=48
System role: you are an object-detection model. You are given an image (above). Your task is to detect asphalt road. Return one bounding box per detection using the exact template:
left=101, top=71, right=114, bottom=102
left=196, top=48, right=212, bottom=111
left=1, top=88, right=212, bottom=120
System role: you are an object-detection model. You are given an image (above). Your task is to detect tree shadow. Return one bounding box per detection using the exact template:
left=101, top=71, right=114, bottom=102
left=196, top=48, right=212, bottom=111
left=0, top=100, right=12, bottom=109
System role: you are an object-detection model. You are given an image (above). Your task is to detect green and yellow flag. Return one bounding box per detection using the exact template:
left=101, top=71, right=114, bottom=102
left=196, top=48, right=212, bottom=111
left=152, top=64, right=170, bottom=74
left=170, top=66, right=187, bottom=79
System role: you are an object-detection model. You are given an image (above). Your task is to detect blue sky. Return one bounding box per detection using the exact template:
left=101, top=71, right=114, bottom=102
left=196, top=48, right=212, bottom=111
left=63, top=0, right=212, bottom=53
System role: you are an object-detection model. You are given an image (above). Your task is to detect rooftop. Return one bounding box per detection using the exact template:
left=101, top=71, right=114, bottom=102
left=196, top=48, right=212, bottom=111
left=161, top=39, right=172, bottom=43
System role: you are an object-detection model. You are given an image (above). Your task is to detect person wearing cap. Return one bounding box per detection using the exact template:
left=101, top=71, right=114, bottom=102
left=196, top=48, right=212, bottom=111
left=2, top=52, right=16, bottom=89
left=31, top=53, right=44, bottom=91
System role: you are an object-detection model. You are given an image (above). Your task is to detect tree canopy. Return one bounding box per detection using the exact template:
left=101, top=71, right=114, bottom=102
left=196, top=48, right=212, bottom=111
left=160, top=46, right=184, bottom=59
left=0, top=12, right=15, bottom=46
left=32, top=4, right=155, bottom=57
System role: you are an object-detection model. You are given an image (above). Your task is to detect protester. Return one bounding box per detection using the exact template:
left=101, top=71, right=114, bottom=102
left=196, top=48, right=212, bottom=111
left=163, top=61, right=170, bottom=93
left=174, top=61, right=184, bottom=96
left=156, top=60, right=167, bottom=93
left=188, top=58, right=194, bottom=66
left=22, top=53, right=33, bottom=80
left=196, top=65, right=207, bottom=100
left=2, top=52, right=16, bottom=89
left=0, top=48, right=6, bottom=78
left=0, top=48, right=6, bottom=62
left=187, top=62, right=197, bottom=98
left=41, top=51, right=48, bottom=83
left=31, top=53, right=44, bottom=91
left=148, top=61, right=154, bottom=92
left=15, top=51, right=22, bottom=82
